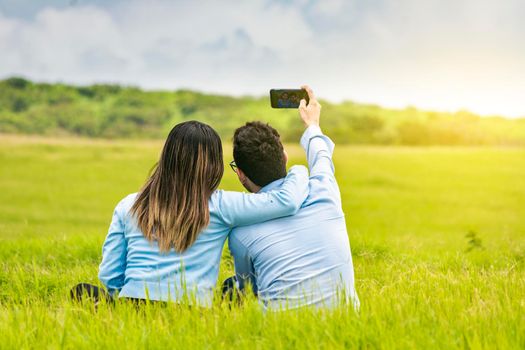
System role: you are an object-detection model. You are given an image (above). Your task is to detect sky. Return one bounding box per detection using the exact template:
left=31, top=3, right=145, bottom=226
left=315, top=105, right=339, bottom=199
left=0, top=0, right=524, bottom=117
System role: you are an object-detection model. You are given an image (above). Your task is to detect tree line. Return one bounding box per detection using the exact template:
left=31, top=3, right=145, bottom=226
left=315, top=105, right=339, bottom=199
left=1, top=77, right=524, bottom=145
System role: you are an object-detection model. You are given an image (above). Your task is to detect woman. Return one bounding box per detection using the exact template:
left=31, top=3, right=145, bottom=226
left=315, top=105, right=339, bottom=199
left=71, top=121, right=308, bottom=306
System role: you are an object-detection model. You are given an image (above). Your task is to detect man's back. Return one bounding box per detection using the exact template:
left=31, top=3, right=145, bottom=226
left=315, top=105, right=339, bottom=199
left=229, top=125, right=359, bottom=310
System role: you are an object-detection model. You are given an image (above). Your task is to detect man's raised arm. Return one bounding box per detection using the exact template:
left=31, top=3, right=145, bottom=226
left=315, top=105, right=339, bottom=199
left=298, top=85, right=336, bottom=178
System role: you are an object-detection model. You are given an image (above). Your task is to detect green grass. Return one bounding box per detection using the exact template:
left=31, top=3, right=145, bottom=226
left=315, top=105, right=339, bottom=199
left=0, top=135, right=524, bottom=349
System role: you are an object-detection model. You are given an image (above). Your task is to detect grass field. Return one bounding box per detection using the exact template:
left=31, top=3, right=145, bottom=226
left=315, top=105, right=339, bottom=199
left=0, top=134, right=524, bottom=349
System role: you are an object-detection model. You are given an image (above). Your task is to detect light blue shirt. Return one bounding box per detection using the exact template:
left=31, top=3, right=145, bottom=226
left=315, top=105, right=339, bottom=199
left=98, top=165, right=309, bottom=307
left=229, top=125, right=359, bottom=310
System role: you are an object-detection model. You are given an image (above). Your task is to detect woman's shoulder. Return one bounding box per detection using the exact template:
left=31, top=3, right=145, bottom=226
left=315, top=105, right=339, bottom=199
left=114, top=192, right=139, bottom=215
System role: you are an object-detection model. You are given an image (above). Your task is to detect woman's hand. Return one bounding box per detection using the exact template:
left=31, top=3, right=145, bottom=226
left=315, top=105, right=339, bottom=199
left=299, top=85, right=321, bottom=128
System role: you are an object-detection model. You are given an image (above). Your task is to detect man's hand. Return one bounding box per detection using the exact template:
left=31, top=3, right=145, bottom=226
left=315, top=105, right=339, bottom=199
left=299, top=85, right=321, bottom=128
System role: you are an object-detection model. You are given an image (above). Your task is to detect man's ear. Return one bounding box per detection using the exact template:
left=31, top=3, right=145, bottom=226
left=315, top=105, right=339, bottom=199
left=236, top=168, right=248, bottom=185
left=283, top=149, right=288, bottom=165
left=235, top=168, right=261, bottom=193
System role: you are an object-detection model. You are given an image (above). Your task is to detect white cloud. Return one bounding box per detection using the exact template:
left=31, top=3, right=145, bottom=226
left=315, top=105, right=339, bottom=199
left=0, top=0, right=524, bottom=117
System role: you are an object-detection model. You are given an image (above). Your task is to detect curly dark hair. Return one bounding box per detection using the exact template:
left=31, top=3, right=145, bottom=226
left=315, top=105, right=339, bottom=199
left=233, top=121, right=287, bottom=187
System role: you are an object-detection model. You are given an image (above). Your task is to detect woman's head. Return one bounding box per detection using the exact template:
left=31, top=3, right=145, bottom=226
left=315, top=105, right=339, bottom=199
left=131, top=121, right=224, bottom=252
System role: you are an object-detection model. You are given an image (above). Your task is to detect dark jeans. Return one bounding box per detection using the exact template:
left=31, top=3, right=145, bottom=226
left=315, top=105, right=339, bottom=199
left=221, top=276, right=257, bottom=303
left=221, top=276, right=239, bottom=301
left=70, top=283, right=113, bottom=304
left=70, top=283, right=160, bottom=306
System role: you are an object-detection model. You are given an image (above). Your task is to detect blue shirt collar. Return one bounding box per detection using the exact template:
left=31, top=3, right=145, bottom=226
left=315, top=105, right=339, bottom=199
left=259, top=178, right=285, bottom=193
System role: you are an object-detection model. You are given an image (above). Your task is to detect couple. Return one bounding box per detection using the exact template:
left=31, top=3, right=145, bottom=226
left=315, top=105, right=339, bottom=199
left=72, top=86, right=359, bottom=310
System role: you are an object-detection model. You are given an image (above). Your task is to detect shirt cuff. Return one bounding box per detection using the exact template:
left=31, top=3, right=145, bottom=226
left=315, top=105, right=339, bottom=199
left=300, top=125, right=323, bottom=150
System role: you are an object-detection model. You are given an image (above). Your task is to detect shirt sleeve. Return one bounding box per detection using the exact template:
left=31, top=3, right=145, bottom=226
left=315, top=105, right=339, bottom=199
left=228, top=233, right=258, bottom=295
left=300, top=125, right=336, bottom=178
left=300, top=125, right=342, bottom=205
left=217, top=165, right=309, bottom=227
left=98, top=200, right=127, bottom=296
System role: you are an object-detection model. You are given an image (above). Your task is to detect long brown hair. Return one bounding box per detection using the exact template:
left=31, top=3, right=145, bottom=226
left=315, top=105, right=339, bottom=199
left=131, top=121, right=224, bottom=252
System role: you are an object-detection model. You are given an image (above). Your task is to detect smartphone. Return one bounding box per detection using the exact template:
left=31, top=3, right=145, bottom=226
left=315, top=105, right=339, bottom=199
left=270, top=89, right=309, bottom=108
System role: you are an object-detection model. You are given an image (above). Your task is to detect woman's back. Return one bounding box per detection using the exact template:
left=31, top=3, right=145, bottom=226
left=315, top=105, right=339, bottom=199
left=101, top=192, right=230, bottom=306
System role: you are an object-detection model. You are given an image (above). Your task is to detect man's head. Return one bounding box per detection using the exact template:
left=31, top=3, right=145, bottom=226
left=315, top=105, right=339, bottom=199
left=233, top=121, right=288, bottom=193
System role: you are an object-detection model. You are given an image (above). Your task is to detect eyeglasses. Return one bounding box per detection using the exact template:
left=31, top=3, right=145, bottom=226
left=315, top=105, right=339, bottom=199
left=229, top=160, right=238, bottom=173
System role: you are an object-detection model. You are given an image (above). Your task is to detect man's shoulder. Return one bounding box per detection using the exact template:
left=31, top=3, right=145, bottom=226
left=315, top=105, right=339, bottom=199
left=228, top=225, right=254, bottom=254
left=229, top=214, right=284, bottom=247
left=234, top=202, right=306, bottom=233
left=230, top=222, right=257, bottom=239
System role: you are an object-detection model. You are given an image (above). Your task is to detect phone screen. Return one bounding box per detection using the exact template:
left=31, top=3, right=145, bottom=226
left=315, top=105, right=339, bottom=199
left=270, top=89, right=309, bottom=109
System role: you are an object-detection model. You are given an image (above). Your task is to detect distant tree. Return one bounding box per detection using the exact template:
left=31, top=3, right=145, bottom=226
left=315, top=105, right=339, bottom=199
left=11, top=97, right=29, bottom=112
left=5, top=77, right=30, bottom=89
left=351, top=115, right=383, bottom=133
left=397, top=121, right=430, bottom=145
left=76, top=87, right=96, bottom=98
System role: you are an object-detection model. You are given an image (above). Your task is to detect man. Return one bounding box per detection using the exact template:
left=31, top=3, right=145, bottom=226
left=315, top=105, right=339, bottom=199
left=227, top=86, right=359, bottom=310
